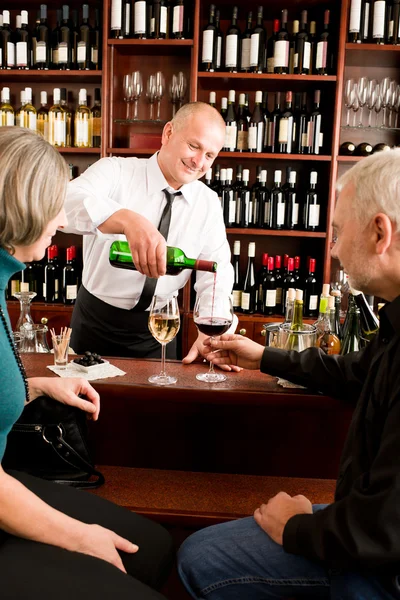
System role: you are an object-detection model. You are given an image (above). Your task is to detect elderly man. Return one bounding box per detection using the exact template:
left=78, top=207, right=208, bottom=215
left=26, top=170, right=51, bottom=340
left=178, top=149, right=400, bottom=600
left=63, top=102, right=234, bottom=360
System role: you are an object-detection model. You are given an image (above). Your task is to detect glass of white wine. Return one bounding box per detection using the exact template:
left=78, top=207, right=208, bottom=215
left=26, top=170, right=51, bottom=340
left=148, top=295, right=180, bottom=385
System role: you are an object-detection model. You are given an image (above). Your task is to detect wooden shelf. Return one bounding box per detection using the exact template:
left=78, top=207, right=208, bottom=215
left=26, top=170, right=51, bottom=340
left=226, top=229, right=326, bottom=238
left=0, top=69, right=102, bottom=81
left=218, top=152, right=332, bottom=161
left=345, top=43, right=400, bottom=67
left=336, top=155, right=364, bottom=162
left=108, top=39, right=193, bottom=46
left=198, top=72, right=337, bottom=82
left=57, top=148, right=101, bottom=154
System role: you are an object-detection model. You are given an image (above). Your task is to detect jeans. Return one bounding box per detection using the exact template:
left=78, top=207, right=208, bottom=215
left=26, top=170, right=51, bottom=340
left=178, top=505, right=395, bottom=600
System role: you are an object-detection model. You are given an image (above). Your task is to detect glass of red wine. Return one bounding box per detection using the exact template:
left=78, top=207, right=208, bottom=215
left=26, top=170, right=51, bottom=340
left=194, top=293, right=233, bottom=383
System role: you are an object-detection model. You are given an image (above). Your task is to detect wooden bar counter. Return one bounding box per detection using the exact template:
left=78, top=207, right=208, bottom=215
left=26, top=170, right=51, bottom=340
left=23, top=354, right=353, bottom=479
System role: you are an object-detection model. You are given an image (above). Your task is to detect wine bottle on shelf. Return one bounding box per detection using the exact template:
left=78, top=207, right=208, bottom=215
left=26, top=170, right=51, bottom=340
left=390, top=0, right=400, bottom=44
left=350, top=286, right=379, bottom=342
left=236, top=93, right=249, bottom=152
left=60, top=88, right=72, bottom=146
left=340, top=296, right=361, bottom=354
left=372, top=142, right=391, bottom=152
left=309, top=89, right=322, bottom=155
left=208, top=91, right=216, bottom=108
left=202, top=5, right=217, bottom=72
left=205, top=168, right=212, bottom=187
left=303, top=258, right=319, bottom=317
left=151, top=0, right=168, bottom=39
left=233, top=164, right=243, bottom=227
left=248, top=90, right=264, bottom=153
left=217, top=168, right=226, bottom=210
left=44, top=245, right=62, bottom=303
left=281, top=166, right=292, bottom=195
left=134, top=0, right=147, bottom=39
left=250, top=5, right=266, bottom=73
left=274, top=9, right=290, bottom=74
left=256, top=253, right=268, bottom=313
left=309, top=20, right=317, bottom=72
left=51, top=9, right=62, bottom=68
left=277, top=90, right=294, bottom=154
left=315, top=10, right=332, bottom=75
left=225, top=6, right=241, bottom=73
left=74, top=88, right=92, bottom=148
left=266, top=91, right=281, bottom=153
left=211, top=163, right=221, bottom=196
left=172, top=0, right=185, bottom=39
left=262, top=91, right=270, bottom=150
left=285, top=170, right=299, bottom=229
left=258, top=169, right=270, bottom=228
left=215, top=10, right=223, bottom=70
left=371, top=0, right=386, bottom=43
left=58, top=5, right=73, bottom=70
left=239, top=169, right=251, bottom=227
left=266, top=19, right=280, bottom=73
left=219, top=97, right=227, bottom=120
left=91, top=8, right=101, bottom=68
left=63, top=247, right=78, bottom=305
left=250, top=166, right=262, bottom=227
left=77, top=4, right=92, bottom=69
left=71, top=8, right=80, bottom=66
left=289, top=20, right=299, bottom=74
left=223, top=168, right=235, bottom=228
left=37, top=91, right=49, bottom=142
left=348, top=0, right=363, bottom=42
left=360, top=0, right=371, bottom=41
left=91, top=88, right=102, bottom=148
left=15, top=90, right=26, bottom=128
left=110, top=241, right=217, bottom=274
left=261, top=256, right=277, bottom=316
left=340, top=141, right=356, bottom=155
left=304, top=171, right=320, bottom=231
left=240, top=11, right=253, bottom=72
left=0, top=11, right=14, bottom=70
left=270, top=170, right=285, bottom=230
left=49, top=88, right=65, bottom=147
left=16, top=10, right=30, bottom=70
left=294, top=91, right=309, bottom=154
left=356, top=142, right=373, bottom=156
left=294, top=10, right=311, bottom=74
left=241, top=242, right=257, bottom=314
left=232, top=240, right=243, bottom=312
left=275, top=255, right=283, bottom=314
left=23, top=88, right=37, bottom=132
left=0, top=87, right=15, bottom=126
left=224, top=89, right=237, bottom=152
left=34, top=4, right=50, bottom=70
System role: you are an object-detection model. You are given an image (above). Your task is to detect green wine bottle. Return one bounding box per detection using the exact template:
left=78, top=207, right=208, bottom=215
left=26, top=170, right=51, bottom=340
left=290, top=288, right=304, bottom=331
left=109, top=241, right=217, bottom=275
left=340, top=296, right=361, bottom=355
left=350, top=287, right=379, bottom=343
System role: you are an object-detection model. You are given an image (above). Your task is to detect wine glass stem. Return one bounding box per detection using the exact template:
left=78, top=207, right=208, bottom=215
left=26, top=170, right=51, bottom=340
left=133, top=99, right=138, bottom=120
left=160, top=342, right=167, bottom=377
left=208, top=337, right=215, bottom=374
left=359, top=106, right=363, bottom=127
left=126, top=102, right=130, bottom=120
left=150, top=103, right=154, bottom=120
left=157, top=100, right=161, bottom=120
left=368, top=110, right=372, bottom=127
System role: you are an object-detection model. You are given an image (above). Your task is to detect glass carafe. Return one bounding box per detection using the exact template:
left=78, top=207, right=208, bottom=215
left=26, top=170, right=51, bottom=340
left=19, top=323, right=50, bottom=353
left=13, top=290, right=36, bottom=333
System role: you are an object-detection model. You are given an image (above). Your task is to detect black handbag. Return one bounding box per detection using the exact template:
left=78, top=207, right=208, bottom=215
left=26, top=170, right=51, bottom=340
left=3, top=395, right=105, bottom=489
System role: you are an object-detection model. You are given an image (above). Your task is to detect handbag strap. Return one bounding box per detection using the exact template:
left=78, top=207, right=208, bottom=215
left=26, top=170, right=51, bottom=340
left=44, top=424, right=105, bottom=489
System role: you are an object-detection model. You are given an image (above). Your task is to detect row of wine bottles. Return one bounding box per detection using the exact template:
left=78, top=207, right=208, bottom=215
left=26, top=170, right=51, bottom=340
left=339, top=141, right=392, bottom=156
left=110, top=0, right=190, bottom=40
left=0, top=86, right=102, bottom=148
left=202, top=4, right=333, bottom=75
left=213, top=88, right=324, bottom=155
left=7, top=245, right=82, bottom=305
left=348, top=0, right=400, bottom=45
left=206, top=165, right=322, bottom=231
left=0, top=5, right=101, bottom=71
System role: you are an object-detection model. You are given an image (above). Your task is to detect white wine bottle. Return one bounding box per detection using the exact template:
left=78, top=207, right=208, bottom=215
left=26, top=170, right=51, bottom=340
left=37, top=91, right=49, bottom=142
left=74, top=88, right=92, bottom=148
left=0, top=87, right=15, bottom=126
left=49, top=87, right=66, bottom=147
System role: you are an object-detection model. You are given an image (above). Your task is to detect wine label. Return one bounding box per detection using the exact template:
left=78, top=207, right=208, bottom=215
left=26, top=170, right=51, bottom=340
left=124, top=3, right=131, bottom=35
left=76, top=116, right=89, bottom=145
left=111, top=0, right=123, bottom=30
left=241, top=38, right=251, bottom=69
left=303, top=42, right=311, bottom=69
left=16, top=42, right=28, bottom=67
left=54, top=117, right=66, bottom=146
left=36, top=41, right=47, bottom=63
left=160, top=6, right=167, bottom=34
left=241, top=292, right=250, bottom=310
left=301, top=132, right=309, bottom=148
left=7, top=42, right=15, bottom=67
left=150, top=17, right=155, bottom=34
left=77, top=42, right=87, bottom=64
left=216, top=36, right=221, bottom=69
left=372, top=1, right=385, bottom=38
left=309, top=295, right=318, bottom=311
left=224, top=124, right=237, bottom=151
left=308, top=204, right=320, bottom=227
left=28, top=112, right=37, bottom=131
left=292, top=202, right=299, bottom=225
left=228, top=198, right=236, bottom=224
left=93, top=117, right=101, bottom=136
left=274, top=40, right=289, bottom=68
left=277, top=202, right=285, bottom=226
left=267, top=56, right=274, bottom=73
left=278, top=118, right=289, bottom=143
left=249, top=33, right=260, bottom=67
left=263, top=200, right=271, bottom=225
left=43, top=283, right=46, bottom=298
left=237, top=130, right=248, bottom=151
left=173, top=5, right=184, bottom=34
left=58, top=42, right=68, bottom=64
left=6, top=112, right=14, bottom=126
left=266, top=289, right=277, bottom=307
left=134, top=1, right=146, bottom=34
left=52, top=47, right=59, bottom=65
left=202, top=30, right=214, bottom=63
left=232, top=290, right=242, bottom=308
left=294, top=53, right=299, bottom=69
left=276, top=287, right=282, bottom=304
left=225, top=34, right=238, bottom=68
left=242, top=192, right=250, bottom=226
left=292, top=121, right=296, bottom=143
left=66, top=285, right=77, bottom=300
left=316, top=41, right=327, bottom=69
left=362, top=4, right=370, bottom=38
left=91, top=47, right=99, bottom=64
left=349, top=0, right=362, bottom=32
left=248, top=126, right=257, bottom=150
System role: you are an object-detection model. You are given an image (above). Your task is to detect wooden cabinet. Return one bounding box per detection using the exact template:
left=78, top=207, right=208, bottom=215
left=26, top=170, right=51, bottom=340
left=5, top=0, right=400, bottom=356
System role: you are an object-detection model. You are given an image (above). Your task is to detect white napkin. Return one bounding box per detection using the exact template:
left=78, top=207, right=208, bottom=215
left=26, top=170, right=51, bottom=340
left=47, top=361, right=126, bottom=381
left=277, top=378, right=306, bottom=389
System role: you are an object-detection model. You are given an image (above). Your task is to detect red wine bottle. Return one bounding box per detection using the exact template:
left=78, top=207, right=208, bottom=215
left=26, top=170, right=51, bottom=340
left=250, top=5, right=266, bottom=73
left=304, top=171, right=320, bottom=231
left=294, top=10, right=311, bottom=74
left=201, top=4, right=217, bottom=72
left=240, top=11, right=253, bottom=72
left=261, top=256, right=277, bottom=316
left=274, top=9, right=289, bottom=74
left=225, top=5, right=241, bottom=73
left=241, top=242, right=256, bottom=313
left=232, top=240, right=243, bottom=312
left=315, top=9, right=332, bottom=74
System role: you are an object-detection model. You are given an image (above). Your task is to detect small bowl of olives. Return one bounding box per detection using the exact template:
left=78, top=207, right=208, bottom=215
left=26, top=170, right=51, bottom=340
left=71, top=351, right=109, bottom=373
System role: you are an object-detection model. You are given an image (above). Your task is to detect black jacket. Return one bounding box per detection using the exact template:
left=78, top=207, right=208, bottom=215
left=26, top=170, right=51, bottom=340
left=261, top=296, right=400, bottom=577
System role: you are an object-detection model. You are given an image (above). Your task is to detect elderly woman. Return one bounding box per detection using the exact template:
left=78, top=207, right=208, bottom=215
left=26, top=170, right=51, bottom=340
left=0, top=127, right=172, bottom=599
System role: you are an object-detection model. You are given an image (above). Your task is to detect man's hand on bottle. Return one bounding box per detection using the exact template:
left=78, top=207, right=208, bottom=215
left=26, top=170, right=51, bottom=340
left=182, top=333, right=243, bottom=371
left=125, top=213, right=167, bottom=278
left=203, top=334, right=265, bottom=370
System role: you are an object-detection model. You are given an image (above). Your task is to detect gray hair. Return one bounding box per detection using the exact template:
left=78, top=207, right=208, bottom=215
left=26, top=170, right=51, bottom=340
left=0, top=127, right=69, bottom=253
left=336, top=148, right=400, bottom=229
left=171, top=101, right=225, bottom=132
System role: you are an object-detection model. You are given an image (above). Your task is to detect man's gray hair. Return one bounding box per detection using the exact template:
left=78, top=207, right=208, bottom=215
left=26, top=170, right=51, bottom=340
left=336, top=148, right=400, bottom=229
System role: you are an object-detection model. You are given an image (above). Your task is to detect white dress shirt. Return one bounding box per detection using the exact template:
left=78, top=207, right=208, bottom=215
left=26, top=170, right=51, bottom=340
left=63, top=153, right=234, bottom=310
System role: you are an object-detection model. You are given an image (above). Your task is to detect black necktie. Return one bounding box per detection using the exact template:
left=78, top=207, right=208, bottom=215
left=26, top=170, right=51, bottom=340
left=132, top=189, right=181, bottom=312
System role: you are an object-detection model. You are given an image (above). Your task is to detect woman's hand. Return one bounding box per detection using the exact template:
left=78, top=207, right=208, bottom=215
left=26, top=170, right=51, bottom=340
left=76, top=523, right=139, bottom=573
left=28, top=377, right=100, bottom=420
